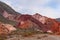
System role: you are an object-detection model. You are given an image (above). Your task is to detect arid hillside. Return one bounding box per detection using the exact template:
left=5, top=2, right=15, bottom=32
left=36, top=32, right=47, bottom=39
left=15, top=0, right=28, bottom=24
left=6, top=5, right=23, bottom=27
left=0, top=1, right=60, bottom=40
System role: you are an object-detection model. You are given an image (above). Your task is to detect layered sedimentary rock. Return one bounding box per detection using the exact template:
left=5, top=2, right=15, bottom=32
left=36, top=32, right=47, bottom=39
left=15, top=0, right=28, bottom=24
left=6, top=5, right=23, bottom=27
left=17, top=14, right=49, bottom=32
left=33, top=13, right=60, bottom=34
left=32, top=13, right=47, bottom=24
left=0, top=1, right=60, bottom=35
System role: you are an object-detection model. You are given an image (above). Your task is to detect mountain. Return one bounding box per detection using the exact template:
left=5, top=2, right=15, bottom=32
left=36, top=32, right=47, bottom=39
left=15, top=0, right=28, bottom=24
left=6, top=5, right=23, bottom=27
left=32, top=13, right=60, bottom=34
left=0, top=1, right=21, bottom=25
left=0, top=1, right=60, bottom=35
left=0, top=1, right=21, bottom=15
left=17, top=14, right=51, bottom=32
left=0, top=1, right=21, bottom=22
left=56, top=18, right=60, bottom=22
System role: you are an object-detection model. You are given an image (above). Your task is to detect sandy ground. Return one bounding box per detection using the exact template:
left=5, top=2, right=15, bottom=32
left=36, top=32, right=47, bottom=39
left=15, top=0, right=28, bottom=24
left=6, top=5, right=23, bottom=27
left=5, top=34, right=60, bottom=40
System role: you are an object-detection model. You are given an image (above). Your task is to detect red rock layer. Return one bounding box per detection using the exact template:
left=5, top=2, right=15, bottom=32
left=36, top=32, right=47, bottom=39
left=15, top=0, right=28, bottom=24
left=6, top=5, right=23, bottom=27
left=17, top=15, right=49, bottom=32
left=45, top=18, right=59, bottom=33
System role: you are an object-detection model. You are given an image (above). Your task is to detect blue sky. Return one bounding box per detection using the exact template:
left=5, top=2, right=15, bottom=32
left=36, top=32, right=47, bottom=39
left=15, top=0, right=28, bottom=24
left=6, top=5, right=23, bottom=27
left=0, top=0, right=60, bottom=18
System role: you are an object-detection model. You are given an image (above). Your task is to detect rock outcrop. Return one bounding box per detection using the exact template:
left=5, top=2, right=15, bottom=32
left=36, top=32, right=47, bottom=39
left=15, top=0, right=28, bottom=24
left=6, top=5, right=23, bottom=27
left=0, top=22, right=16, bottom=35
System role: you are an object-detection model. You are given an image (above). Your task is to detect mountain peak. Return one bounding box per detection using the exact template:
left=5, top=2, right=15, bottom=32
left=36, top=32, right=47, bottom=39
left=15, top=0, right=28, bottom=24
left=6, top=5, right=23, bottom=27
left=0, top=1, right=21, bottom=15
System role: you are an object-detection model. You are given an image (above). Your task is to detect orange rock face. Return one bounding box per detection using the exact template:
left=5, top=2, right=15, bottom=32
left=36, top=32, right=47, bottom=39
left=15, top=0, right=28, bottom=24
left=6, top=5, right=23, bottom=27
left=17, top=20, right=38, bottom=30
left=18, top=21, right=31, bottom=29
left=4, top=24, right=16, bottom=32
left=0, top=23, right=9, bottom=35
left=45, top=18, right=60, bottom=34
left=33, top=13, right=60, bottom=34
left=0, top=22, right=16, bottom=35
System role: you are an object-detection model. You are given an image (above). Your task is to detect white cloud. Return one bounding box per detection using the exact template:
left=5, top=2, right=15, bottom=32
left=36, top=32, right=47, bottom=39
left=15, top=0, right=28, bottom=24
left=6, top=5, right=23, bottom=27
left=23, top=6, right=60, bottom=18
left=0, top=0, right=60, bottom=18
left=0, top=0, right=15, bottom=10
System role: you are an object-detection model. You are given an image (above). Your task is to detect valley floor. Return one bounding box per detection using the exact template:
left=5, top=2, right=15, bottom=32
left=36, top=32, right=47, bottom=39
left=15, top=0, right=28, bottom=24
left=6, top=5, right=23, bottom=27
left=5, top=34, right=60, bottom=40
